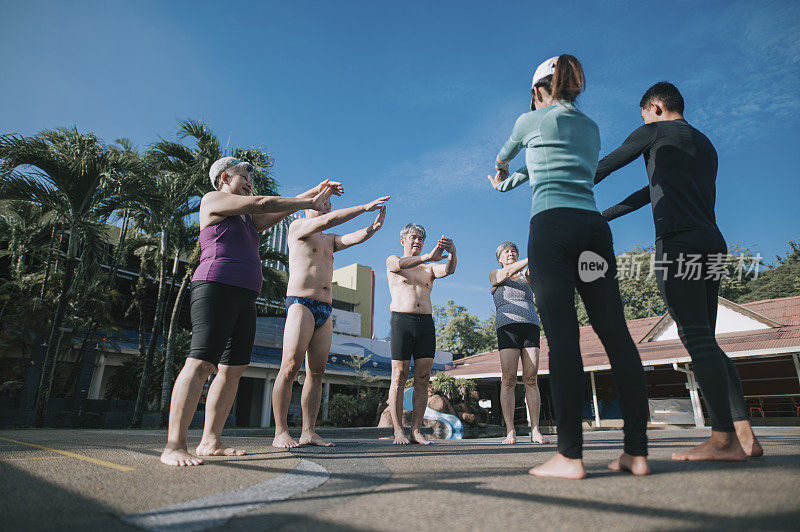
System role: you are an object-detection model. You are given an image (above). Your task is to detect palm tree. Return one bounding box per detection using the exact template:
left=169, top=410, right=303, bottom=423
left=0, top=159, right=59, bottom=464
left=158, top=232, right=200, bottom=427
left=127, top=148, right=206, bottom=428
left=0, top=127, right=142, bottom=426
left=0, top=201, right=57, bottom=280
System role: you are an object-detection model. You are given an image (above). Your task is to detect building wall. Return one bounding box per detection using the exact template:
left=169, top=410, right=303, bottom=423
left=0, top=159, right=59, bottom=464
left=332, top=263, right=374, bottom=338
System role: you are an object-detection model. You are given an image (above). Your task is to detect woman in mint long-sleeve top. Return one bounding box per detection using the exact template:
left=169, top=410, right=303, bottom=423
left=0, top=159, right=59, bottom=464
left=488, top=55, right=649, bottom=480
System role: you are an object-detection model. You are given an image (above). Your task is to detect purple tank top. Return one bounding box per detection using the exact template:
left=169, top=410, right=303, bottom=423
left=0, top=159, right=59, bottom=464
left=192, top=215, right=262, bottom=293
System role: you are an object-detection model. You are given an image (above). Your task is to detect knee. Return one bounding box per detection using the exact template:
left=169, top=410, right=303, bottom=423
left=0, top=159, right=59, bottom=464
left=413, top=370, right=431, bottom=385
left=523, top=373, right=539, bottom=388
left=181, top=359, right=216, bottom=381
left=501, top=375, right=517, bottom=389
left=391, top=371, right=408, bottom=387
left=278, top=363, right=302, bottom=382
left=306, top=368, right=325, bottom=384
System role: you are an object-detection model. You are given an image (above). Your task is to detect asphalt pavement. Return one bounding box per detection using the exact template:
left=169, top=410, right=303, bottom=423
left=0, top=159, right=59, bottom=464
left=1, top=427, right=798, bottom=531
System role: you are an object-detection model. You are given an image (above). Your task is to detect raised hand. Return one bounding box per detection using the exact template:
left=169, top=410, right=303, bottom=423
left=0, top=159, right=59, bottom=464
left=311, top=185, right=335, bottom=211
left=428, top=243, right=446, bottom=262
left=368, top=206, right=386, bottom=233
left=438, top=236, right=455, bottom=254
left=364, top=195, right=391, bottom=212
left=318, top=178, right=344, bottom=196
left=486, top=169, right=508, bottom=190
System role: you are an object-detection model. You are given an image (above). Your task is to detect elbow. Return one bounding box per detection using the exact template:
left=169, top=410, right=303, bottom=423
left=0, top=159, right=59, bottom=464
left=255, top=196, right=272, bottom=212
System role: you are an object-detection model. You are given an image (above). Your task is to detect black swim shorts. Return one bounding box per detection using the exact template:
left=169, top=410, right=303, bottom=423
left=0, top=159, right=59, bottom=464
left=188, top=280, right=258, bottom=366
left=390, top=312, right=436, bottom=361
left=496, top=322, right=540, bottom=351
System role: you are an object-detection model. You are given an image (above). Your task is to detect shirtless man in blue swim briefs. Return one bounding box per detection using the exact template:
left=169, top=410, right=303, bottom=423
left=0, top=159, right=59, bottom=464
left=271, top=191, right=390, bottom=448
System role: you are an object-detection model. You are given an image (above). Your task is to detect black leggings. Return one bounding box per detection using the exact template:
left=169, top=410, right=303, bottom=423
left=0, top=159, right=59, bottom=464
left=655, top=230, right=748, bottom=432
left=528, top=208, right=648, bottom=459
left=188, top=280, right=258, bottom=366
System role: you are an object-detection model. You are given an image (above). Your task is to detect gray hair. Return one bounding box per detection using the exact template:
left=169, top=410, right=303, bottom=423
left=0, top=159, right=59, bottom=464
left=495, top=242, right=518, bottom=261
left=209, top=157, right=254, bottom=190
left=400, top=223, right=426, bottom=241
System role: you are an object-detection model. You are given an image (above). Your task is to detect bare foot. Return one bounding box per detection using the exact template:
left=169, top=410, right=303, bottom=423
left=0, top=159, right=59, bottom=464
left=529, top=452, right=586, bottom=479
left=529, top=430, right=549, bottom=444
left=393, top=431, right=410, bottom=445
left=272, top=432, right=300, bottom=449
left=608, top=452, right=650, bottom=476
left=196, top=440, right=246, bottom=457
left=411, top=430, right=434, bottom=445
left=161, top=446, right=204, bottom=467
left=502, top=432, right=517, bottom=445
left=299, top=432, right=334, bottom=447
left=672, top=431, right=747, bottom=461
left=735, top=421, right=764, bottom=458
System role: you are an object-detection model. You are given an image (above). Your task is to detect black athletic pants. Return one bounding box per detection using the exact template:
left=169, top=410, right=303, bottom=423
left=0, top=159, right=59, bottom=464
left=528, top=208, right=648, bottom=459
left=654, top=229, right=748, bottom=432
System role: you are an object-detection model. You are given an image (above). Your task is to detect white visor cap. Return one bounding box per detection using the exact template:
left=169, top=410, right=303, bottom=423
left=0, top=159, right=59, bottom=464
left=532, top=56, right=558, bottom=88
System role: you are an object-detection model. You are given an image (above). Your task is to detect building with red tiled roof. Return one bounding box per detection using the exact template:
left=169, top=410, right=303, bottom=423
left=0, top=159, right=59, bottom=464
left=443, top=296, right=800, bottom=428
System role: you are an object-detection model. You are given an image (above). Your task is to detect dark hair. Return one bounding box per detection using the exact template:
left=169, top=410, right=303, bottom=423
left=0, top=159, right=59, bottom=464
left=639, top=81, right=684, bottom=113
left=533, top=54, right=585, bottom=102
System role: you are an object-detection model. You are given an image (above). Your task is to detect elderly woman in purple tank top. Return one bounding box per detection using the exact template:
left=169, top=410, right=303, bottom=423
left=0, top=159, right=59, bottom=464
left=489, top=242, right=549, bottom=445
left=161, top=156, right=341, bottom=467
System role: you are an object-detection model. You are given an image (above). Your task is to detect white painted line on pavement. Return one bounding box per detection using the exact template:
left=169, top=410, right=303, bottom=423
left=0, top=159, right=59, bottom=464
left=121, top=458, right=329, bottom=532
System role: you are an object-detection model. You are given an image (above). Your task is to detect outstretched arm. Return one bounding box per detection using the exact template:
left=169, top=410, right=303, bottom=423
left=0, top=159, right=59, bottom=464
left=386, top=243, right=447, bottom=272
left=334, top=206, right=386, bottom=251
left=293, top=195, right=390, bottom=239
left=490, top=258, right=529, bottom=292
left=488, top=165, right=529, bottom=192
left=594, top=124, right=657, bottom=185
left=431, top=237, right=457, bottom=278
left=601, top=186, right=651, bottom=221
left=494, top=115, right=527, bottom=174
left=202, top=191, right=318, bottom=219
left=294, top=179, right=344, bottom=199
left=252, top=179, right=343, bottom=232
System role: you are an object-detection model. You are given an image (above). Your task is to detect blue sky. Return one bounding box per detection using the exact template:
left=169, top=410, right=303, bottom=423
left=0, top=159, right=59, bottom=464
left=1, top=0, right=798, bottom=339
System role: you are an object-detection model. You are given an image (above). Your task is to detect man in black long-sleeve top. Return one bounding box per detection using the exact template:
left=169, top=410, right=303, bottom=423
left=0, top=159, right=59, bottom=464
left=595, top=82, right=762, bottom=461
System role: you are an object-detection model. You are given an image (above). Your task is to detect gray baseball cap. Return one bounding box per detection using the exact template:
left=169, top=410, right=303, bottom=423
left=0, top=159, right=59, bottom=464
left=208, top=157, right=253, bottom=190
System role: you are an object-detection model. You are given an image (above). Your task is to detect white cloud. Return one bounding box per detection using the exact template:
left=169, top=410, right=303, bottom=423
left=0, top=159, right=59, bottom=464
left=680, top=1, right=800, bottom=146
left=376, top=101, right=522, bottom=207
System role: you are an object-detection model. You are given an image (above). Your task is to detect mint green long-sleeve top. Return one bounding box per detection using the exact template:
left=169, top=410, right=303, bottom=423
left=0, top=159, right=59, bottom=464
left=495, top=101, right=601, bottom=218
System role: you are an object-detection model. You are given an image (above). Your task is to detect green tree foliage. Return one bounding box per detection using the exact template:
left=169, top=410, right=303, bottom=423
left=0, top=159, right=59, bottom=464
left=326, top=388, right=386, bottom=427
left=433, top=300, right=496, bottom=355
left=0, top=127, right=143, bottom=425
left=571, top=242, right=786, bottom=326
left=342, top=354, right=379, bottom=395
left=430, top=372, right=477, bottom=406
left=0, top=120, right=291, bottom=427
left=740, top=240, right=800, bottom=302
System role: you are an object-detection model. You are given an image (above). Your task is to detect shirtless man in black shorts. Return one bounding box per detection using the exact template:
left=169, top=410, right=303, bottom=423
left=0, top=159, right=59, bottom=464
left=386, top=223, right=457, bottom=444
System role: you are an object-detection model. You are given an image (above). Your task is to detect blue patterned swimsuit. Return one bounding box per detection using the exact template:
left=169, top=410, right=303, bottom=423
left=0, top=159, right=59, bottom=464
left=285, top=296, right=333, bottom=328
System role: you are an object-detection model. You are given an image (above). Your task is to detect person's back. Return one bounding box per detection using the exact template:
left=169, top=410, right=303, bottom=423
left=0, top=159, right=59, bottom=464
left=496, top=102, right=601, bottom=217
left=490, top=54, right=650, bottom=479
left=645, top=119, right=719, bottom=236
left=595, top=81, right=763, bottom=461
